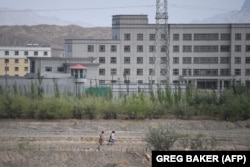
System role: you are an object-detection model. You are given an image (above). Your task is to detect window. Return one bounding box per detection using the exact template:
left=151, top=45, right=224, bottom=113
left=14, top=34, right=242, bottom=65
left=124, top=57, right=130, bottom=64
left=221, top=34, right=231, bottom=40
left=235, top=45, right=241, bottom=52
left=111, top=69, right=117, bottom=75
left=124, top=45, right=130, bottom=52
left=34, top=51, right=38, bottom=56
left=183, top=46, right=192, bottom=52
left=137, top=45, right=143, bottom=52
left=99, top=80, right=105, bottom=85
left=137, top=34, right=143, bottom=41
left=124, top=80, right=130, bottom=84
left=5, top=59, right=9, bottom=63
left=161, top=45, right=167, bottom=52
left=15, top=59, right=19, bottom=63
left=24, top=51, right=28, bottom=56
left=24, top=59, right=28, bottom=63
left=246, top=45, right=250, bottom=52
left=173, top=57, right=179, bottom=64
left=44, top=51, right=48, bottom=56
left=246, top=57, right=250, bottom=64
left=88, top=45, right=94, bottom=52
left=193, top=69, right=218, bottom=76
left=194, top=33, right=219, bottom=40
left=235, top=33, right=241, bottom=40
left=149, top=69, right=155, bottom=76
left=235, top=57, right=241, bottom=64
left=182, top=69, right=191, bottom=76
left=194, top=57, right=218, bottom=64
left=149, top=34, right=155, bottom=41
left=99, top=57, right=105, bottom=64
left=45, top=67, right=52, bottom=72
left=246, top=69, right=250, bottom=76
left=173, top=69, right=179, bottom=76
left=5, top=67, right=9, bottom=71
left=173, top=34, right=179, bottom=41
left=137, top=57, right=143, bottom=64
left=149, top=45, right=155, bottom=52
left=220, top=45, right=230, bottom=52
left=68, top=44, right=72, bottom=52
left=246, top=33, right=250, bottom=40
left=161, top=34, right=166, bottom=40
left=15, top=67, right=19, bottom=71
left=5, top=51, right=9, bottom=55
left=110, top=57, right=117, bottom=64
left=235, top=69, right=241, bottom=76
left=57, top=67, right=64, bottom=72
left=99, top=69, right=105, bottom=76
left=173, top=45, right=179, bottom=52
left=220, top=69, right=230, bottom=76
left=149, top=57, right=155, bottom=64
left=137, top=69, right=143, bottom=76
left=183, top=34, right=192, bottom=41
left=24, top=67, right=29, bottom=72
left=183, top=57, right=192, bottom=64
left=161, top=69, right=167, bottom=76
left=194, top=46, right=218, bottom=52
left=124, top=69, right=130, bottom=76
left=161, top=57, right=167, bottom=64
left=111, top=45, right=117, bottom=52
left=124, top=33, right=130, bottom=40
left=221, top=57, right=230, bottom=64
left=99, top=45, right=105, bottom=52
left=15, top=51, right=19, bottom=55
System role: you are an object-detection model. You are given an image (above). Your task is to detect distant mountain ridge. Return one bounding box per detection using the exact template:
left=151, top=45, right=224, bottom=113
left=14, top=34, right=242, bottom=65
left=0, top=8, right=92, bottom=27
left=195, top=0, right=250, bottom=23
left=0, top=25, right=111, bottom=49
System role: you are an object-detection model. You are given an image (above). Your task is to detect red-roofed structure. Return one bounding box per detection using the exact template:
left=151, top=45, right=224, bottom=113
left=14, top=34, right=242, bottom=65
left=70, top=64, right=87, bottom=70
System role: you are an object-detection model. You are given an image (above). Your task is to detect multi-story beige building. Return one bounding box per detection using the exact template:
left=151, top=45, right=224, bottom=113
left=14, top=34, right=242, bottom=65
left=65, top=15, right=250, bottom=89
left=0, top=46, right=51, bottom=77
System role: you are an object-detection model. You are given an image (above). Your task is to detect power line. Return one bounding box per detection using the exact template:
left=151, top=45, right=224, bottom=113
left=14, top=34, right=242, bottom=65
left=0, top=4, right=237, bottom=13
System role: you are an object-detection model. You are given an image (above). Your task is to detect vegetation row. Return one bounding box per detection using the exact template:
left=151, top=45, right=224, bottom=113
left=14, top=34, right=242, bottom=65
left=0, top=81, right=250, bottom=121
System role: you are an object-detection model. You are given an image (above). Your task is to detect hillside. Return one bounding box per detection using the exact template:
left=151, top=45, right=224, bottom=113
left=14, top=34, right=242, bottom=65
left=196, top=0, right=250, bottom=23
left=0, top=25, right=112, bottom=49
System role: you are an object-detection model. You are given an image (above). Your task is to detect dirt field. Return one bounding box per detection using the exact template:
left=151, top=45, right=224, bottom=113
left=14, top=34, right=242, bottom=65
left=0, top=119, right=250, bottom=167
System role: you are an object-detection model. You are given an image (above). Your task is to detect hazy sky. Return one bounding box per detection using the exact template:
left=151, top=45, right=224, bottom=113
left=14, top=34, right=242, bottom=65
left=0, top=0, right=245, bottom=26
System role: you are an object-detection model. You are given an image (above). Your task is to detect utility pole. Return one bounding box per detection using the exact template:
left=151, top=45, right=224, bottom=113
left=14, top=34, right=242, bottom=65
left=154, top=0, right=170, bottom=85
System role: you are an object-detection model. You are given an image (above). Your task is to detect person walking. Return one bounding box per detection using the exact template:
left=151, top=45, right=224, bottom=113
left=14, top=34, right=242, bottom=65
left=99, top=131, right=104, bottom=145
left=110, top=131, right=115, bottom=145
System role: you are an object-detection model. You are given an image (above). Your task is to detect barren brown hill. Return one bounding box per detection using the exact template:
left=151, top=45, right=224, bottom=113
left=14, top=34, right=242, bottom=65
left=0, top=25, right=111, bottom=49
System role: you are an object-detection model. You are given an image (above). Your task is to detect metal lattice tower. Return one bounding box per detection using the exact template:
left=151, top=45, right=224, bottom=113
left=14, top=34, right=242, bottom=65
left=154, top=0, right=170, bottom=84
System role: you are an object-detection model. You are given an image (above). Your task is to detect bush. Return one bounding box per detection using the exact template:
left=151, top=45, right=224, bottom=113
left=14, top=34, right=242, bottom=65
left=146, top=126, right=180, bottom=151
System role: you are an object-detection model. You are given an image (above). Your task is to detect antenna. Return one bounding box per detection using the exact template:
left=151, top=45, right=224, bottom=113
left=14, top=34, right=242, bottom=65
left=154, top=0, right=170, bottom=84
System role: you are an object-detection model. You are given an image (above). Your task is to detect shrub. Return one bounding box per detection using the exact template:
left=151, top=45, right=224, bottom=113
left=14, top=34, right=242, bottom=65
left=146, top=126, right=180, bottom=151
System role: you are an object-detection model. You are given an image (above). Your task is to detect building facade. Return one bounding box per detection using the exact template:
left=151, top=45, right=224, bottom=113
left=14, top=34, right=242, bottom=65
left=0, top=46, right=51, bottom=77
left=65, top=15, right=250, bottom=89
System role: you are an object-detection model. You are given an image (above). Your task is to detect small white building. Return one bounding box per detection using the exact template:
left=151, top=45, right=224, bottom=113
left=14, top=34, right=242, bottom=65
left=0, top=45, right=51, bottom=76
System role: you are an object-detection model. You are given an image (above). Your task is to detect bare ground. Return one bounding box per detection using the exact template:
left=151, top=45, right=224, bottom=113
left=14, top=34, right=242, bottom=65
left=0, top=119, right=250, bottom=167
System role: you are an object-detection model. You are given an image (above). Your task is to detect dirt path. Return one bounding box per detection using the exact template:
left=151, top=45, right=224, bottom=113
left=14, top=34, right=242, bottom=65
left=0, top=119, right=250, bottom=166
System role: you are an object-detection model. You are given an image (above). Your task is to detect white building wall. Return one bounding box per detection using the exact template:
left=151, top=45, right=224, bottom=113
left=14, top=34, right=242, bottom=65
left=65, top=15, right=250, bottom=88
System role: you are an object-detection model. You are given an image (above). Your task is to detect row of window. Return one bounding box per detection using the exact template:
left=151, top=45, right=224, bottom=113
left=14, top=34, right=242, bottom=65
left=98, top=56, right=250, bottom=65
left=123, top=33, right=250, bottom=41
left=4, top=66, right=29, bottom=72
left=173, top=33, right=250, bottom=41
left=3, top=51, right=48, bottom=56
left=173, top=45, right=250, bottom=53
left=84, top=44, right=250, bottom=53
left=4, top=59, right=29, bottom=64
left=98, top=68, right=250, bottom=76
